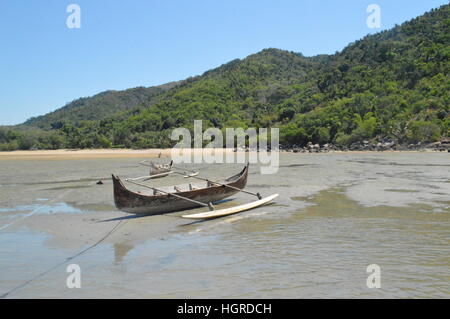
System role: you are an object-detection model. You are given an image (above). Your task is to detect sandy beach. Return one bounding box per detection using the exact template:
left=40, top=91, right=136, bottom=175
left=0, top=148, right=251, bottom=161
left=0, top=149, right=175, bottom=160
left=0, top=148, right=440, bottom=161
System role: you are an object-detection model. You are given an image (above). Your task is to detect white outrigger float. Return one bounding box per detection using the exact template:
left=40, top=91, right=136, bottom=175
left=181, top=193, right=279, bottom=219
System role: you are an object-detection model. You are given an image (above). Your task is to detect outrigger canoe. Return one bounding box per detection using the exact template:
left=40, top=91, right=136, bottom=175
left=113, top=164, right=249, bottom=215
left=112, top=164, right=278, bottom=217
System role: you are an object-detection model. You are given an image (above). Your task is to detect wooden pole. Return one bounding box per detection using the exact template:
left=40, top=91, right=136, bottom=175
left=128, top=171, right=174, bottom=181
left=171, top=170, right=262, bottom=199
left=171, top=164, right=198, bottom=174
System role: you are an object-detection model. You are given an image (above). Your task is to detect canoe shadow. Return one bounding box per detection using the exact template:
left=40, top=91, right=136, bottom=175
left=177, top=198, right=242, bottom=226
left=178, top=201, right=277, bottom=227
left=98, top=198, right=237, bottom=223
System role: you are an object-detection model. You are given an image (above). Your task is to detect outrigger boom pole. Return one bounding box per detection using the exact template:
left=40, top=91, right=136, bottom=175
left=171, top=169, right=262, bottom=200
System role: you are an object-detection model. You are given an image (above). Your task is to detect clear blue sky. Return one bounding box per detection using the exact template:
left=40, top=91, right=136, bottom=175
left=0, top=0, right=447, bottom=125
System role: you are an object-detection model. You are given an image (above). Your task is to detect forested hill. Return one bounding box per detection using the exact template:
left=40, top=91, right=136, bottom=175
left=1, top=4, right=448, bottom=150
left=22, top=81, right=179, bottom=129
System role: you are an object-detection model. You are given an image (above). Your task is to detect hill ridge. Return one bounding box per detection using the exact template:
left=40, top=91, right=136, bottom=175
left=1, top=4, right=448, bottom=150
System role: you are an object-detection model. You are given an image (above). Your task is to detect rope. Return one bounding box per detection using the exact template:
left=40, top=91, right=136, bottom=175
left=0, top=180, right=98, bottom=231
left=0, top=219, right=126, bottom=298
left=0, top=188, right=75, bottom=231
left=0, top=179, right=127, bottom=298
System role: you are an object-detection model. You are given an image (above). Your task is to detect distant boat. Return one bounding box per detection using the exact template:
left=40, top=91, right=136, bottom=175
left=139, top=160, right=173, bottom=178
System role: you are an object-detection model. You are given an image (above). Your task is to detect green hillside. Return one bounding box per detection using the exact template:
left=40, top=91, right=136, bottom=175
left=1, top=4, right=448, bottom=151
left=21, top=82, right=179, bottom=129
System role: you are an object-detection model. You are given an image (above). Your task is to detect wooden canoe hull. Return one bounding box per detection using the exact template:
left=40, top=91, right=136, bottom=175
left=112, top=164, right=249, bottom=215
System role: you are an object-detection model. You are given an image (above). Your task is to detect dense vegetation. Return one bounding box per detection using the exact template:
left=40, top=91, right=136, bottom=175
left=1, top=4, right=448, bottom=151
left=23, top=82, right=179, bottom=129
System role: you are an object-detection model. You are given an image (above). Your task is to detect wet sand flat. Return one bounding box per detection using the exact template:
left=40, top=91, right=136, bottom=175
left=0, top=152, right=449, bottom=298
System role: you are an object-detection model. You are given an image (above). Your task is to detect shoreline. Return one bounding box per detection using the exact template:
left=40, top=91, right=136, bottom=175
left=0, top=149, right=174, bottom=160
left=0, top=147, right=446, bottom=160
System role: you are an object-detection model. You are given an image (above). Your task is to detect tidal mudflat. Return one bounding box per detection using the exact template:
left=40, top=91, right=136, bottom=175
left=0, top=152, right=449, bottom=298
